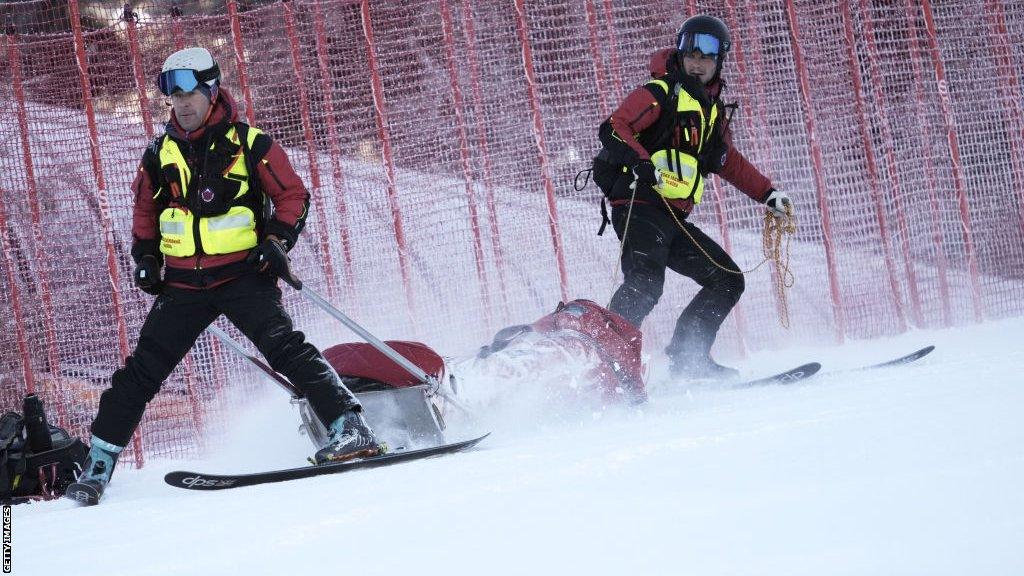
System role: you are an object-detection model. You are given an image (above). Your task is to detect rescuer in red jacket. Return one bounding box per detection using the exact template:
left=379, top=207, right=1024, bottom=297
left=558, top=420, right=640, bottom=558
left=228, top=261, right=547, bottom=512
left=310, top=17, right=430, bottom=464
left=593, top=15, right=794, bottom=381
left=68, top=47, right=383, bottom=504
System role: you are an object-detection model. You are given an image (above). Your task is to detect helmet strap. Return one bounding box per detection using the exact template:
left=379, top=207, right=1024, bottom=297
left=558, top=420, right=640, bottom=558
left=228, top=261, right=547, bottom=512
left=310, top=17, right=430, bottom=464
left=195, top=63, right=220, bottom=85
left=200, top=101, right=215, bottom=126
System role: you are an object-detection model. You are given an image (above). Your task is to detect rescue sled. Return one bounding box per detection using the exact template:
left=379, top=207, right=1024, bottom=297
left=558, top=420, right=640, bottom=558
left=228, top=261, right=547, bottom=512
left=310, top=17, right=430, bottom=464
left=207, top=271, right=461, bottom=451
left=208, top=327, right=452, bottom=452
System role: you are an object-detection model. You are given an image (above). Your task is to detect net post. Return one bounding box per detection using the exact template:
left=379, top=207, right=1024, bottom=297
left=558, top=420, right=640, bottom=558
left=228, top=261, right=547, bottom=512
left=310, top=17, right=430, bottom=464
left=919, top=0, right=984, bottom=323
left=841, top=0, right=908, bottom=331
left=282, top=0, right=340, bottom=302
left=784, top=0, right=847, bottom=343
left=512, top=0, right=570, bottom=303
left=360, top=0, right=419, bottom=333
left=69, top=0, right=143, bottom=466
left=439, top=0, right=493, bottom=330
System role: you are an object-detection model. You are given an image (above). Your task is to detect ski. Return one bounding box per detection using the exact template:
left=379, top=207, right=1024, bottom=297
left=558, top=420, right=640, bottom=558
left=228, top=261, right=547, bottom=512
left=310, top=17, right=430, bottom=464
left=849, top=345, right=935, bottom=371
left=731, top=362, right=822, bottom=388
left=709, top=346, right=933, bottom=391
left=165, top=433, right=490, bottom=491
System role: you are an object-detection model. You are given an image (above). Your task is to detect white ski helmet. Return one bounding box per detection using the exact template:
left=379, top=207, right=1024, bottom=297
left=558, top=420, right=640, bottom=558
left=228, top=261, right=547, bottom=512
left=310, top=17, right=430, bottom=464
left=157, top=47, right=221, bottom=97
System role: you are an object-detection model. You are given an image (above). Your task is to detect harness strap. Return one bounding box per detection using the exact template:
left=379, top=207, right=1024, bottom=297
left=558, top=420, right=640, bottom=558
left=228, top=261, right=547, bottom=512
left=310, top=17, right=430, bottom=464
left=598, top=198, right=611, bottom=236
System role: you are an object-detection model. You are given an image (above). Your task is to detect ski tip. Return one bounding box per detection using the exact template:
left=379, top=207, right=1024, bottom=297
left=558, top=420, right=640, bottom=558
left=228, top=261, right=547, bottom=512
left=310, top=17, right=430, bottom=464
left=900, top=345, right=935, bottom=363
left=858, top=345, right=936, bottom=371
left=462, top=432, right=491, bottom=448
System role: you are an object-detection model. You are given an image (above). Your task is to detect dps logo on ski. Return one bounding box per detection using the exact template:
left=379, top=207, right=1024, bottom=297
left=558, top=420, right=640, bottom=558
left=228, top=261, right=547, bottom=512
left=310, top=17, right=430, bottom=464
left=181, top=475, right=237, bottom=488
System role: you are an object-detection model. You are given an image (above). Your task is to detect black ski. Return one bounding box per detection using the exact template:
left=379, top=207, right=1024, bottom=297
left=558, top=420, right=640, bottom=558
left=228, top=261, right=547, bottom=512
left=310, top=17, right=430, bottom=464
left=849, top=345, right=935, bottom=371
left=731, top=362, right=822, bottom=388
left=713, top=346, right=932, bottom=391
left=165, top=433, right=490, bottom=491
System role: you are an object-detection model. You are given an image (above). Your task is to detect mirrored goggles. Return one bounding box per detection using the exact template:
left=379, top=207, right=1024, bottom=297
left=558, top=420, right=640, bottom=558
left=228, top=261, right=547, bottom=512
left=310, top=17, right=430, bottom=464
left=158, top=69, right=203, bottom=96
left=678, top=32, right=721, bottom=58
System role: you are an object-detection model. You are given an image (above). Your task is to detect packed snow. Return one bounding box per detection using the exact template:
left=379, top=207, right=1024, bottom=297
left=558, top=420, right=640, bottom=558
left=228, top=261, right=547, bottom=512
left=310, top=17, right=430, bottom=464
left=10, top=316, right=1024, bottom=576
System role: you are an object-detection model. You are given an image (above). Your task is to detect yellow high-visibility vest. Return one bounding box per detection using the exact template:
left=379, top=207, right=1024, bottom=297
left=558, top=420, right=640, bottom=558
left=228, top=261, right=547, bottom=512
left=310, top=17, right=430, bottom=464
left=155, top=125, right=263, bottom=257
left=645, top=79, right=719, bottom=204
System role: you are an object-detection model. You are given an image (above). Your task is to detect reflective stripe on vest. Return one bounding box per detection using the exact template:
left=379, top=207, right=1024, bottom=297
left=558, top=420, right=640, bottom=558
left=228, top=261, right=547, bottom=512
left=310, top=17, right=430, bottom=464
left=160, top=220, right=187, bottom=235
left=159, top=207, right=196, bottom=256
left=157, top=126, right=263, bottom=257
left=199, top=206, right=257, bottom=254
left=646, top=80, right=719, bottom=204
left=206, top=212, right=253, bottom=232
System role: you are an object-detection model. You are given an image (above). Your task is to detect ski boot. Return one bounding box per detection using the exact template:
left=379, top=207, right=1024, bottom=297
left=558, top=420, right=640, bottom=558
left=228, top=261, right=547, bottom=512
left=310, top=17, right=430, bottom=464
left=670, top=354, right=740, bottom=383
left=65, top=436, right=123, bottom=505
left=312, top=410, right=387, bottom=465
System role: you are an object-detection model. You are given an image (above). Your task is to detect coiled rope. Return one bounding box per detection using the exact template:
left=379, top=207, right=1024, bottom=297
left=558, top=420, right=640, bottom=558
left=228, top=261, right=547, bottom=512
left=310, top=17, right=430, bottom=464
left=607, top=191, right=796, bottom=328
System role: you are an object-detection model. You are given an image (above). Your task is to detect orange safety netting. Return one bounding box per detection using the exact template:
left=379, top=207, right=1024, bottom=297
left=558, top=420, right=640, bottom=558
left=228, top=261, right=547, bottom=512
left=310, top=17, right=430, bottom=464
left=1, top=0, right=1022, bottom=466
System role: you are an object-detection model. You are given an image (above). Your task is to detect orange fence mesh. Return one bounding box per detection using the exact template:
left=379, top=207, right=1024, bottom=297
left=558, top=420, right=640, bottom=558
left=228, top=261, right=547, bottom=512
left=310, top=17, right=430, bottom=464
left=2, top=0, right=1022, bottom=466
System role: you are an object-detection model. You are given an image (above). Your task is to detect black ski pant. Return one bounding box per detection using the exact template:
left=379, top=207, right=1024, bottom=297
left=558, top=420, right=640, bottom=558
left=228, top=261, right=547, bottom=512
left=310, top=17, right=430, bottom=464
left=607, top=202, right=744, bottom=364
left=91, top=273, right=360, bottom=447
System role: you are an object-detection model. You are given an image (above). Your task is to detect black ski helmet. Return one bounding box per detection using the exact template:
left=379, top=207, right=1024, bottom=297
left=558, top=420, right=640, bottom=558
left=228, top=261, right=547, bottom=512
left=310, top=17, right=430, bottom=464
left=675, top=15, right=732, bottom=80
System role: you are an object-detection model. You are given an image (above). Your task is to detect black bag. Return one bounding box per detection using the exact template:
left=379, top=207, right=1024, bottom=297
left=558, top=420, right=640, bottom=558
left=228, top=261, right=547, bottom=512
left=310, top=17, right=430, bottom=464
left=1, top=404, right=87, bottom=504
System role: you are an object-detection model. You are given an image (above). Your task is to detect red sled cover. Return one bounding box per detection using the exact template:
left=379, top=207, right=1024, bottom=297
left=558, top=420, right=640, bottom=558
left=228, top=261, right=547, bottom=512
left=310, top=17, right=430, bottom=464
left=322, top=341, right=444, bottom=389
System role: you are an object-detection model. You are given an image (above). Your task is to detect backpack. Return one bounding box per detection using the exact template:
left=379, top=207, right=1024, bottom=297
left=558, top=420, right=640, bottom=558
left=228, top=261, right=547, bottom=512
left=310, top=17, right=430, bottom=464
left=1, top=404, right=88, bottom=504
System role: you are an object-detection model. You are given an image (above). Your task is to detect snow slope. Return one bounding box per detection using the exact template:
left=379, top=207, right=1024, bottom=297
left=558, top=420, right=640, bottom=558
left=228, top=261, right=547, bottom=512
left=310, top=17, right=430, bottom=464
left=11, top=317, right=1024, bottom=576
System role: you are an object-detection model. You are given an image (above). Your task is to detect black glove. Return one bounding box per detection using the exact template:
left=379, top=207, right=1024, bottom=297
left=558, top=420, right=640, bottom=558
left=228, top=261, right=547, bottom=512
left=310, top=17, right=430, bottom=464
left=246, top=236, right=291, bottom=278
left=133, top=254, right=164, bottom=296
left=631, top=159, right=658, bottom=193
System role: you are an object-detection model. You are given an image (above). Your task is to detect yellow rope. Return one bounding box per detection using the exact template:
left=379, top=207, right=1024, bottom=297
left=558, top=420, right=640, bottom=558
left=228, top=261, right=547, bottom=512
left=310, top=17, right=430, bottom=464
left=659, top=194, right=797, bottom=328
left=607, top=182, right=640, bottom=304
left=762, top=207, right=796, bottom=328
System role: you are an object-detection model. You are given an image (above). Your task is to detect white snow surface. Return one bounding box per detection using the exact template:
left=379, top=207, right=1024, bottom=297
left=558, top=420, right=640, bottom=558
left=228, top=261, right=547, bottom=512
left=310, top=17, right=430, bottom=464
left=11, top=317, right=1024, bottom=576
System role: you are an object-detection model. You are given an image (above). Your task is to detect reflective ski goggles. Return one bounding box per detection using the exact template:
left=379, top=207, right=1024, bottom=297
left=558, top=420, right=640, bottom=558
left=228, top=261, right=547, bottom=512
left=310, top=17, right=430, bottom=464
left=678, top=32, right=721, bottom=58
left=157, top=66, right=220, bottom=96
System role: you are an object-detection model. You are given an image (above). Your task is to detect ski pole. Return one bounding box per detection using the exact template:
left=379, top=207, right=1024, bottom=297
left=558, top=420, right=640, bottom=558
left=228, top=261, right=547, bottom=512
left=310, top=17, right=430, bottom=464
left=277, top=272, right=438, bottom=390
left=277, top=270, right=475, bottom=416
left=206, top=324, right=302, bottom=398
left=276, top=266, right=479, bottom=416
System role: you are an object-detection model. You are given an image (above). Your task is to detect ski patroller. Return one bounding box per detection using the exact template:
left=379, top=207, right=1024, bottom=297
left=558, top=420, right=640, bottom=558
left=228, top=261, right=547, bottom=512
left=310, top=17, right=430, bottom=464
left=165, top=433, right=490, bottom=491
left=67, top=268, right=481, bottom=506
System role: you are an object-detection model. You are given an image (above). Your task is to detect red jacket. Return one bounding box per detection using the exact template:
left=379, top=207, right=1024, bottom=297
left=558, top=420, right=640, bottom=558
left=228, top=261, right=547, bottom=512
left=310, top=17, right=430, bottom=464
left=605, top=48, right=773, bottom=213
left=130, top=89, right=310, bottom=288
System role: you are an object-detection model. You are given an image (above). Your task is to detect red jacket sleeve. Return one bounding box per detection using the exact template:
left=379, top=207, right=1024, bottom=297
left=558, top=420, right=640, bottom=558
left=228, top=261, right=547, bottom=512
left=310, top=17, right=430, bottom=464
left=255, top=140, right=310, bottom=248
left=608, top=85, right=664, bottom=162
left=718, top=127, right=774, bottom=202
left=130, top=160, right=159, bottom=244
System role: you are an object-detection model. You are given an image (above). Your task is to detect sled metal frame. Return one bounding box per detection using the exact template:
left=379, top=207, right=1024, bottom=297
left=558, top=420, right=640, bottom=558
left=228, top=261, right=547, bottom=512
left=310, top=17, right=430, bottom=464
left=207, top=325, right=446, bottom=450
